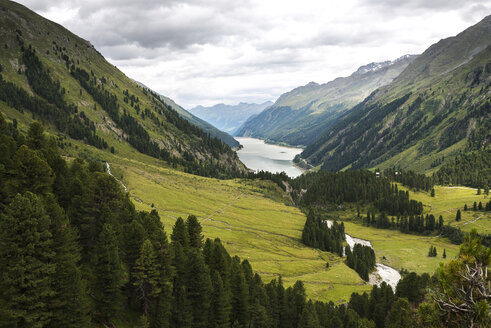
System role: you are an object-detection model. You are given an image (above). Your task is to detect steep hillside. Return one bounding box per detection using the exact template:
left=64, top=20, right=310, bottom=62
left=189, top=101, right=273, bottom=134
left=300, top=16, right=491, bottom=172
left=236, top=55, right=415, bottom=147
left=135, top=81, right=240, bottom=148
left=0, top=0, right=246, bottom=178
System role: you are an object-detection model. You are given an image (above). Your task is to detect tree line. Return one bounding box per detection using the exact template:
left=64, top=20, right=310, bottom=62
left=433, top=149, right=490, bottom=189
left=301, top=213, right=345, bottom=257
left=345, top=244, right=376, bottom=281
left=290, top=170, right=423, bottom=216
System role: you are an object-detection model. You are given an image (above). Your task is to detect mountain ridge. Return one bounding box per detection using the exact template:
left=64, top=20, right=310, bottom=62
left=235, top=55, right=416, bottom=147
left=189, top=101, right=273, bottom=135
left=0, top=0, right=246, bottom=178
left=299, top=15, right=491, bottom=173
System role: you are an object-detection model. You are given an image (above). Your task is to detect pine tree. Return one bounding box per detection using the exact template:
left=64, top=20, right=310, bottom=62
left=170, top=242, right=192, bottom=328
left=209, top=271, right=231, bottom=328
left=443, top=249, right=446, bottom=259
left=455, top=210, right=461, bottom=222
left=464, top=204, right=468, bottom=211
left=187, top=215, right=203, bottom=250
left=431, top=188, right=435, bottom=197
left=297, top=300, right=320, bottom=328
left=186, top=250, right=212, bottom=328
left=0, top=192, right=55, bottom=327
left=45, top=193, right=90, bottom=328
left=171, top=217, right=189, bottom=248
left=386, top=298, right=416, bottom=328
left=133, top=239, right=161, bottom=316
left=230, top=258, right=249, bottom=327
left=93, top=223, right=124, bottom=321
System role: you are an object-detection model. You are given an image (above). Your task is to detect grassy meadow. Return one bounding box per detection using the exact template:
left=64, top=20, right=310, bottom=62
left=108, top=156, right=371, bottom=304
left=401, top=185, right=491, bottom=234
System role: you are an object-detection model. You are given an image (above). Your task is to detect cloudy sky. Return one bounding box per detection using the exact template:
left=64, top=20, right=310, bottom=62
left=17, top=0, right=490, bottom=108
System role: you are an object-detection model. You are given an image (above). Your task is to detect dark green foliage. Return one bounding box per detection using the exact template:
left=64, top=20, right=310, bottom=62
left=187, top=215, right=203, bottom=249
left=209, top=271, right=231, bottom=328
left=428, top=246, right=437, bottom=257
left=292, top=170, right=423, bottom=216
left=433, top=149, right=491, bottom=188
left=133, top=239, right=161, bottom=316
left=0, top=192, right=55, bottom=327
left=456, top=209, right=461, bottom=221
left=396, top=272, right=430, bottom=303
left=348, top=282, right=396, bottom=328
left=383, top=168, right=434, bottom=192
left=93, top=223, right=124, bottom=320
left=385, top=298, right=416, bottom=328
left=301, top=212, right=345, bottom=256
left=345, top=244, right=376, bottom=281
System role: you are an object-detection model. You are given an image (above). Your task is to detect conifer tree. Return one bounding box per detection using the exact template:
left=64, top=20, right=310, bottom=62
left=443, top=248, right=446, bottom=259
left=456, top=209, right=461, bottom=222
left=93, top=223, right=124, bottom=321
left=133, top=239, right=161, bottom=316
left=209, top=271, right=231, bottom=328
left=297, top=300, right=320, bottom=328
left=386, top=298, right=416, bottom=328
left=230, top=257, right=249, bottom=327
left=187, top=215, right=203, bottom=249
left=186, top=250, right=212, bottom=328
left=170, top=242, right=192, bottom=328
left=45, top=194, right=90, bottom=328
left=0, top=193, right=55, bottom=327
left=171, top=217, right=189, bottom=248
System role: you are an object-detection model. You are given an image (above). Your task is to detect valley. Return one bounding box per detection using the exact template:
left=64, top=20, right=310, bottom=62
left=0, top=1, right=489, bottom=327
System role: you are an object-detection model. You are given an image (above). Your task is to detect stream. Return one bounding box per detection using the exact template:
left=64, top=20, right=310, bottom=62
left=325, top=220, right=401, bottom=290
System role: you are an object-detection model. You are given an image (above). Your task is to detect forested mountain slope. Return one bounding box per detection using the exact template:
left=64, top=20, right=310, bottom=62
left=235, top=55, right=415, bottom=147
left=0, top=0, right=246, bottom=178
left=300, top=15, right=491, bottom=172
left=135, top=81, right=241, bottom=148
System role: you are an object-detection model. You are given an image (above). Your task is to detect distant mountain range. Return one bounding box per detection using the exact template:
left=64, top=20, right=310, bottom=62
left=300, top=15, right=490, bottom=172
left=189, top=101, right=273, bottom=135
left=235, top=55, right=416, bottom=146
left=135, top=81, right=240, bottom=148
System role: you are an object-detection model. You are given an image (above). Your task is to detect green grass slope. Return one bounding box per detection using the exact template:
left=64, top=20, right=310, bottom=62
left=301, top=16, right=491, bottom=172
left=236, top=56, right=415, bottom=147
left=0, top=0, right=245, bottom=177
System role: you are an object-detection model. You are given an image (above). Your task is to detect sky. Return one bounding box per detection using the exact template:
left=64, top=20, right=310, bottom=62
left=16, top=0, right=490, bottom=108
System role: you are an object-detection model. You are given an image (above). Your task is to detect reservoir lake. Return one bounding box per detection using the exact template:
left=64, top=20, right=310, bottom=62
left=235, top=137, right=304, bottom=178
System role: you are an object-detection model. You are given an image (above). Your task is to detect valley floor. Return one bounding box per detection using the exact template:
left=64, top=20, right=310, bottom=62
left=103, top=153, right=487, bottom=303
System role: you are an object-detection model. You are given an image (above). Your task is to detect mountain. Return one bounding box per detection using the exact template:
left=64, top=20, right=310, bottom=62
left=235, top=55, right=416, bottom=147
left=300, top=16, right=491, bottom=172
left=0, top=0, right=246, bottom=177
left=134, top=81, right=240, bottom=148
left=189, top=101, right=273, bottom=134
